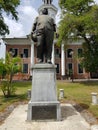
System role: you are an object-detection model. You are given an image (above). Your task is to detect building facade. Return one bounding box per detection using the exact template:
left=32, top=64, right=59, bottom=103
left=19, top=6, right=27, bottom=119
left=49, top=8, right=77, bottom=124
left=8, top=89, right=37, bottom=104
left=4, top=37, right=32, bottom=80
left=3, top=36, right=90, bottom=80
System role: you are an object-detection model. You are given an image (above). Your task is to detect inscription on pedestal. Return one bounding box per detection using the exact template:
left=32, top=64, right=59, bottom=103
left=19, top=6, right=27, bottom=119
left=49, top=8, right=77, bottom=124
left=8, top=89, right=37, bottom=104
left=32, top=106, right=56, bottom=120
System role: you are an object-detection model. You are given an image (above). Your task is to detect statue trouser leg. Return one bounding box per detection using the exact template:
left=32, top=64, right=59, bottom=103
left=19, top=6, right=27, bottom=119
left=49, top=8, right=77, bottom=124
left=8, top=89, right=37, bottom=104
left=37, top=34, right=44, bottom=62
left=45, top=29, right=54, bottom=63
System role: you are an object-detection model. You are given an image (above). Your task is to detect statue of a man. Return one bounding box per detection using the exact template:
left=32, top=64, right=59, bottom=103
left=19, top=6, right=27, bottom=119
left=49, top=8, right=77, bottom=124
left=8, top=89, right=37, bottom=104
left=31, top=8, right=56, bottom=63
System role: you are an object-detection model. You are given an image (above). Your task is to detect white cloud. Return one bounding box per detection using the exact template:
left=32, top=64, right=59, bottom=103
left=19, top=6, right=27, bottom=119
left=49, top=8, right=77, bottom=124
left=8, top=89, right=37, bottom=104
left=18, top=5, right=38, bottom=19
left=4, top=17, right=25, bottom=38
left=5, top=1, right=38, bottom=38
left=18, top=5, right=38, bottom=35
left=95, top=0, right=98, bottom=3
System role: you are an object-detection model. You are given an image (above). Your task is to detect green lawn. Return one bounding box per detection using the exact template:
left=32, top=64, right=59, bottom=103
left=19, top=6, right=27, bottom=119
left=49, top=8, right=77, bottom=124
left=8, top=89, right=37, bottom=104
left=0, top=80, right=98, bottom=118
left=57, top=80, right=98, bottom=118
left=0, top=81, right=31, bottom=111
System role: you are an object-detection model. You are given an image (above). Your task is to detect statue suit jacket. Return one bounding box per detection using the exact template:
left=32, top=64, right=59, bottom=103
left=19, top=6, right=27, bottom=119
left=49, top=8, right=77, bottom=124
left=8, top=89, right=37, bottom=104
left=32, top=14, right=56, bottom=32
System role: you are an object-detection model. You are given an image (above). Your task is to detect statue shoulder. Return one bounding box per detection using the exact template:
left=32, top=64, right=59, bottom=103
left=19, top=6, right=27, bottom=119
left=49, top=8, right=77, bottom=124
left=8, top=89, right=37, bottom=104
left=33, top=16, right=39, bottom=24
left=35, top=16, right=39, bottom=21
left=49, top=17, right=55, bottom=24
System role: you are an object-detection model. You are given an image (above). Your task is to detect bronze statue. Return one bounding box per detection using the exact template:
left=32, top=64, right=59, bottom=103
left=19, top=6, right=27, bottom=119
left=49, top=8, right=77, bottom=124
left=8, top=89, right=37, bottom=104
left=31, top=8, right=56, bottom=63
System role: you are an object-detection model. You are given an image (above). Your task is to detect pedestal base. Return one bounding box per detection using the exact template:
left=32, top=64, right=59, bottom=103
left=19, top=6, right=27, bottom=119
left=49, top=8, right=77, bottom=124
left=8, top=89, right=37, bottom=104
left=27, top=101, right=61, bottom=121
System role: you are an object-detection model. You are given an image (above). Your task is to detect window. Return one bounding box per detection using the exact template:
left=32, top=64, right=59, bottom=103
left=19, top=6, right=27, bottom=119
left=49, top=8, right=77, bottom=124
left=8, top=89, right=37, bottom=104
left=56, top=63, right=59, bottom=73
left=23, top=49, right=28, bottom=58
left=55, top=48, right=60, bottom=58
left=9, top=48, right=18, bottom=57
left=68, top=63, right=72, bottom=71
left=13, top=49, right=18, bottom=57
left=67, top=49, right=73, bottom=58
left=20, top=54, right=23, bottom=58
left=56, top=48, right=59, bottom=54
left=23, top=64, right=28, bottom=73
left=67, top=63, right=73, bottom=75
left=78, top=64, right=83, bottom=74
left=78, top=48, right=83, bottom=57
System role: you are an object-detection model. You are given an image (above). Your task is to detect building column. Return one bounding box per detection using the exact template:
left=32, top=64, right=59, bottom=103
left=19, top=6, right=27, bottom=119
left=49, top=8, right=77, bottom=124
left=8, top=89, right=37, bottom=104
left=31, top=40, right=35, bottom=66
left=61, top=43, right=65, bottom=79
left=0, top=39, right=6, bottom=61
left=51, top=43, right=55, bottom=64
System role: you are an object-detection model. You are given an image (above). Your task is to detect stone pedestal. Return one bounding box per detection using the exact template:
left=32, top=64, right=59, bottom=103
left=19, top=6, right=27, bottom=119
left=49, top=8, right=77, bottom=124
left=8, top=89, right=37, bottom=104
left=27, top=64, right=61, bottom=121
left=91, top=92, right=98, bottom=105
left=59, top=89, right=64, bottom=99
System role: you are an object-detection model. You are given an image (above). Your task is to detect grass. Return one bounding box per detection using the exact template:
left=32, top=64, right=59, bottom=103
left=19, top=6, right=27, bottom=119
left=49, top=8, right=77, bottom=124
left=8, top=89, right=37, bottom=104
left=0, top=80, right=98, bottom=119
left=0, top=81, right=31, bottom=112
left=57, top=80, right=98, bottom=118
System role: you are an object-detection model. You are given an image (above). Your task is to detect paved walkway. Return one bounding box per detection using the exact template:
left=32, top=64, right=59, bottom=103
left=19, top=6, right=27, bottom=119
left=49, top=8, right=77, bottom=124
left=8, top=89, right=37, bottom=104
left=0, top=104, right=91, bottom=130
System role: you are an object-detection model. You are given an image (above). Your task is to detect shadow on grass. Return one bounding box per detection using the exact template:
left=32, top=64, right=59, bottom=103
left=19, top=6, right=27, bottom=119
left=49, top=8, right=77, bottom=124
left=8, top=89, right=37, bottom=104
left=74, top=80, right=98, bottom=86
left=0, top=93, right=28, bottom=104
left=61, top=105, right=78, bottom=120
left=12, top=81, right=31, bottom=88
left=73, top=103, right=89, bottom=113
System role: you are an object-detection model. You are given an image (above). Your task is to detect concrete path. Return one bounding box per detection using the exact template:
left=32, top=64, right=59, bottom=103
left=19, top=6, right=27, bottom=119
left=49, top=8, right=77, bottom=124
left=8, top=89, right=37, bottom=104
left=0, top=104, right=91, bottom=130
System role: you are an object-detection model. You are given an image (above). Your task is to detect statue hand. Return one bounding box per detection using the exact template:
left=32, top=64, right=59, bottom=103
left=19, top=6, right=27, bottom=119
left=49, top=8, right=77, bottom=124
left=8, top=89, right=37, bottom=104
left=31, top=31, right=37, bottom=42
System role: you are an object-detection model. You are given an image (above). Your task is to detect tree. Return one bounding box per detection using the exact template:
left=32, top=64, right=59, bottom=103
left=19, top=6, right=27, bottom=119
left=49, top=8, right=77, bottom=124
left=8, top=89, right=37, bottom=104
left=0, top=0, right=20, bottom=36
left=0, top=59, right=6, bottom=79
left=0, top=53, right=21, bottom=97
left=58, top=0, right=98, bottom=73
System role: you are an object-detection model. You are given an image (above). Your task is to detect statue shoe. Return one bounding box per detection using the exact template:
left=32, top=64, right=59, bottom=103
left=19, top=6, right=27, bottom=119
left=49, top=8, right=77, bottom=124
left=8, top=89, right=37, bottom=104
left=47, top=59, right=52, bottom=64
left=37, top=59, right=43, bottom=63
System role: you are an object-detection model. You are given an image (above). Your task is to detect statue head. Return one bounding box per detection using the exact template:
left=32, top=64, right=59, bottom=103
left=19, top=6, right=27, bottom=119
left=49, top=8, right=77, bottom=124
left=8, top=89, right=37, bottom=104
left=42, top=8, right=48, bottom=15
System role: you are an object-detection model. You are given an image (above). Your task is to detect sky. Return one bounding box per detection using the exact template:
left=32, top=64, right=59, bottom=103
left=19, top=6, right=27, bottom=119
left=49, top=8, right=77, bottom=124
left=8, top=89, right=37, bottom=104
left=4, top=0, right=98, bottom=38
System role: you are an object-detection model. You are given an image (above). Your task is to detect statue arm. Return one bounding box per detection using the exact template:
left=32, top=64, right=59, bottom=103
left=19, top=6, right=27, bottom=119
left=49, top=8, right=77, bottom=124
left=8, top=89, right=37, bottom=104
left=32, top=17, right=38, bottom=32
left=32, top=24, right=36, bottom=32
left=52, top=18, right=56, bottom=32
left=31, top=17, right=38, bottom=42
left=52, top=18, right=59, bottom=37
left=53, top=24, right=56, bottom=32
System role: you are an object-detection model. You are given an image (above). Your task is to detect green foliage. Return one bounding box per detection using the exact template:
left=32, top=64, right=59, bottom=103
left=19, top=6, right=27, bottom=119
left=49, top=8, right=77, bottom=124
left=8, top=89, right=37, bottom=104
left=0, top=59, right=7, bottom=78
left=5, top=53, right=21, bottom=76
left=1, top=80, right=16, bottom=98
left=0, top=53, right=21, bottom=97
left=59, top=0, right=94, bottom=15
left=82, top=37, right=98, bottom=72
left=0, top=0, right=20, bottom=36
left=58, top=0, right=98, bottom=73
